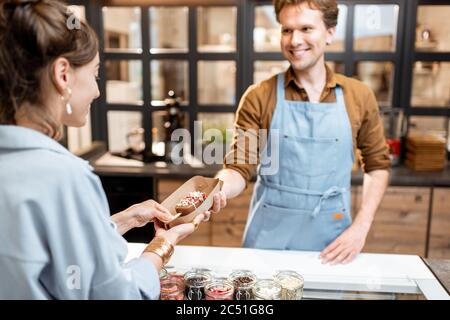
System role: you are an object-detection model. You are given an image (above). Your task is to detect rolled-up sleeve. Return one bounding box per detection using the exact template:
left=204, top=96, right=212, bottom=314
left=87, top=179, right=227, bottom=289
left=224, top=85, right=262, bottom=186
left=357, top=89, right=391, bottom=173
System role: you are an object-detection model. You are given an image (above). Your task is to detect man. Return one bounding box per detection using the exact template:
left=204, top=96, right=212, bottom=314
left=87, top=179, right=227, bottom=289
left=212, top=0, right=390, bottom=265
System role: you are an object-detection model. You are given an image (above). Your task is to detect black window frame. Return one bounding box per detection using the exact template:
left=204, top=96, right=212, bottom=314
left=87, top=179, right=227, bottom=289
left=67, top=0, right=450, bottom=158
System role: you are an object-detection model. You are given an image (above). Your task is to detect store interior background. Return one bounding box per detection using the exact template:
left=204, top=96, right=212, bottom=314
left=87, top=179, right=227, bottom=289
left=64, top=0, right=450, bottom=259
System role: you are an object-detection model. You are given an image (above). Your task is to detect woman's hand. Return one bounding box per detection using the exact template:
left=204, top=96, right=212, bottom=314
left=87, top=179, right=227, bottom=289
left=111, top=199, right=175, bottom=235
left=140, top=211, right=211, bottom=272
left=154, top=211, right=212, bottom=245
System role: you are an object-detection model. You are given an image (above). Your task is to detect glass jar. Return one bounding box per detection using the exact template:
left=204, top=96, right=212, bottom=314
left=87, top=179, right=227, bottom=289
left=160, top=276, right=185, bottom=300
left=228, top=270, right=257, bottom=300
left=274, top=270, right=304, bottom=300
left=159, top=267, right=168, bottom=279
left=252, top=279, right=281, bottom=300
left=184, top=270, right=212, bottom=300
left=205, top=280, right=234, bottom=300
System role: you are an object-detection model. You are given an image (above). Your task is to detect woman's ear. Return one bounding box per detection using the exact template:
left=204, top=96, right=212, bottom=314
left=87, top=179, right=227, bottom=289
left=51, top=57, right=71, bottom=95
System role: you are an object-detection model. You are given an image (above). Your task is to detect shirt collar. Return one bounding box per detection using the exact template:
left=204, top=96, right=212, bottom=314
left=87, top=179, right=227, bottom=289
left=0, top=125, right=92, bottom=168
left=284, top=63, right=340, bottom=90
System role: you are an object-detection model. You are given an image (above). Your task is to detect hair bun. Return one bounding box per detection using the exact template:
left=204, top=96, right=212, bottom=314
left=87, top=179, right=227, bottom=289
left=8, top=0, right=41, bottom=4
left=4, top=0, right=41, bottom=9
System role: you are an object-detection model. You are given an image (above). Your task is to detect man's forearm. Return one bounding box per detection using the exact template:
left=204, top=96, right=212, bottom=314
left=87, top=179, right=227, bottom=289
left=216, top=168, right=246, bottom=199
left=354, top=169, right=390, bottom=232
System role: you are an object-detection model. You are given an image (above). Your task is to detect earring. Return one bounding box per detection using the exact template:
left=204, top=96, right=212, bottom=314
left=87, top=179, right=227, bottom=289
left=65, top=87, right=72, bottom=115
left=66, top=103, right=72, bottom=115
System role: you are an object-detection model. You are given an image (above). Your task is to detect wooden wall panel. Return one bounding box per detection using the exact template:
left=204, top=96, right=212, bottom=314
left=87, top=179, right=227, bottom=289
left=429, top=188, right=450, bottom=259
left=158, top=179, right=435, bottom=257
left=361, top=187, right=429, bottom=256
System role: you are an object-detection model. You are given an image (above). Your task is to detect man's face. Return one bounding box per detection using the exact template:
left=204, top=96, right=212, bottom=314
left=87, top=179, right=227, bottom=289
left=279, top=3, right=335, bottom=73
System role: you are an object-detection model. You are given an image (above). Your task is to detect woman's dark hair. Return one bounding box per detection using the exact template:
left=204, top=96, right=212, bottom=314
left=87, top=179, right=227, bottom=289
left=0, top=0, right=98, bottom=138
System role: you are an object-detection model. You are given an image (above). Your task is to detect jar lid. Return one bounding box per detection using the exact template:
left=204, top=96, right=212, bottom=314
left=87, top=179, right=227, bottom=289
left=159, top=267, right=168, bottom=279
left=184, top=270, right=212, bottom=288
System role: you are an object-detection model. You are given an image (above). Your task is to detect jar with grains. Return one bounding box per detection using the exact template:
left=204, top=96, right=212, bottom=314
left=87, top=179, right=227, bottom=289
left=274, top=270, right=304, bottom=300
left=252, top=279, right=281, bottom=300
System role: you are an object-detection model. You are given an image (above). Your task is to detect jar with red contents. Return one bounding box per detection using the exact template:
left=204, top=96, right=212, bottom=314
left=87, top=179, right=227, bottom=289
left=160, top=276, right=185, bottom=300
left=205, top=280, right=234, bottom=300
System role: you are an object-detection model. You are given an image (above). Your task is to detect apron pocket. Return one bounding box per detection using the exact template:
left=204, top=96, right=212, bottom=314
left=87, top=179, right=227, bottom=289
left=314, top=209, right=352, bottom=248
left=281, top=135, right=338, bottom=177
left=255, top=203, right=352, bottom=251
left=252, top=203, right=310, bottom=250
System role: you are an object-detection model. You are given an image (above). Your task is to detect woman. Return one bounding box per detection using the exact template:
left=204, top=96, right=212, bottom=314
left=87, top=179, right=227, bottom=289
left=0, top=0, right=209, bottom=299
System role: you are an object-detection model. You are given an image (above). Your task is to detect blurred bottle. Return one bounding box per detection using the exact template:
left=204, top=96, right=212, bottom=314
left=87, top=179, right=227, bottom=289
left=163, top=90, right=185, bottom=163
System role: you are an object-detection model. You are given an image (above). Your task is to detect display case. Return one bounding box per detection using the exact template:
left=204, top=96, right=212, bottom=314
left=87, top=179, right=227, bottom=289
left=403, top=0, right=450, bottom=154
left=93, top=0, right=241, bottom=158
left=126, top=244, right=449, bottom=300
left=247, top=0, right=405, bottom=110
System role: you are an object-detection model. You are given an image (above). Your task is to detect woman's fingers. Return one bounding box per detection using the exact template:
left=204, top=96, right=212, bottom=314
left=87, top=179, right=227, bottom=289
left=203, top=211, right=211, bottom=221
left=155, top=202, right=171, bottom=215
left=193, top=212, right=206, bottom=225
left=146, top=201, right=176, bottom=224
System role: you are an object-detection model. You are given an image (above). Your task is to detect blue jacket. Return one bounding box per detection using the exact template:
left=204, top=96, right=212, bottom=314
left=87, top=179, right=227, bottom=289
left=0, top=125, right=159, bottom=299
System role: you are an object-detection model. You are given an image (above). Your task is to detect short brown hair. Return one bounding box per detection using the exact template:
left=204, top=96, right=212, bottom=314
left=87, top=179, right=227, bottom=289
left=273, top=0, right=339, bottom=29
left=0, top=0, right=98, bottom=138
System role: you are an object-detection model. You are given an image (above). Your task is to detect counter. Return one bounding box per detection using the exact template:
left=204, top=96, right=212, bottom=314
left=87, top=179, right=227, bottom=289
left=84, top=145, right=450, bottom=187
left=85, top=146, right=450, bottom=256
left=126, top=243, right=450, bottom=300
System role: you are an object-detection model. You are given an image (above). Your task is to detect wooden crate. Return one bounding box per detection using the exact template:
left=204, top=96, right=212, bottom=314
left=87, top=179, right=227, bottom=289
left=429, top=188, right=450, bottom=259
left=359, top=187, right=429, bottom=256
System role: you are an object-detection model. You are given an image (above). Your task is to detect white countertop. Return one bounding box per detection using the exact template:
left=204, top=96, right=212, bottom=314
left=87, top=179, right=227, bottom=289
left=126, top=243, right=450, bottom=299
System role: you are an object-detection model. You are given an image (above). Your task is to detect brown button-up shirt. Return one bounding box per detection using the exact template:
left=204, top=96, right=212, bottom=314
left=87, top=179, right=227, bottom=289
left=224, top=65, right=391, bottom=185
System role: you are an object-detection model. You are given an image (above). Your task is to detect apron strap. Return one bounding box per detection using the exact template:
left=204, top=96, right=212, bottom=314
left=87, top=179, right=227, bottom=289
left=276, top=73, right=285, bottom=105
left=335, top=86, right=345, bottom=105
left=311, top=186, right=347, bottom=218
left=261, top=179, right=347, bottom=218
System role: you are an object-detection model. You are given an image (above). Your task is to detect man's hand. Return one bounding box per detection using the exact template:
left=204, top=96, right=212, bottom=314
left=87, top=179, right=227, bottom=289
left=320, top=169, right=389, bottom=265
left=210, top=191, right=227, bottom=214
left=111, top=200, right=175, bottom=235
left=210, top=168, right=247, bottom=215
left=319, top=222, right=369, bottom=265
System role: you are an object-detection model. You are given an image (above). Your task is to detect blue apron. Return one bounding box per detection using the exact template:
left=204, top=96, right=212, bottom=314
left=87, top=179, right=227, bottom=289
left=242, top=73, right=354, bottom=251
